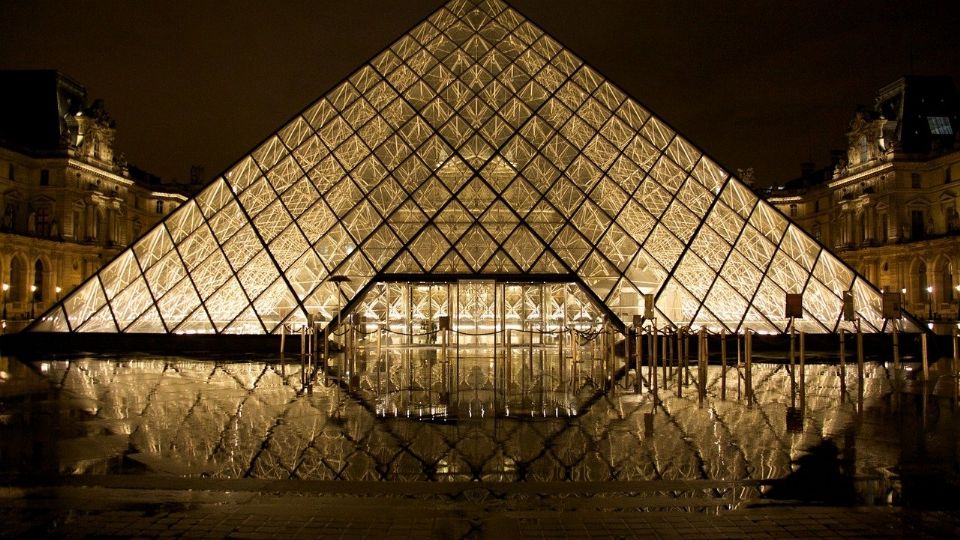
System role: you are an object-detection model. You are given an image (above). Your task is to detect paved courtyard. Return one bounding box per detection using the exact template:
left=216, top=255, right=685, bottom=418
left=1, top=478, right=958, bottom=539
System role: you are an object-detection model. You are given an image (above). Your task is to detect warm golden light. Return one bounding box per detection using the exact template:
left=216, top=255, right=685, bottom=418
left=29, top=0, right=914, bottom=336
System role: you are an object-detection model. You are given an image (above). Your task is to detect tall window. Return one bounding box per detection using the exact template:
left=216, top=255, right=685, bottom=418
left=789, top=204, right=798, bottom=217
left=9, top=257, right=24, bottom=302
left=156, top=200, right=164, bottom=214
left=911, top=210, right=925, bottom=239
left=39, top=169, right=49, bottom=186
left=911, top=173, right=922, bottom=189
left=879, top=213, right=888, bottom=242
left=7, top=163, right=14, bottom=180
left=35, top=207, right=49, bottom=237
left=33, top=260, right=44, bottom=302
left=947, top=167, right=954, bottom=184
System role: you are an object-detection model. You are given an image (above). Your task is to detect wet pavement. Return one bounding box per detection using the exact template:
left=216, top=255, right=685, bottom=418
left=1, top=353, right=960, bottom=537
left=2, top=481, right=959, bottom=539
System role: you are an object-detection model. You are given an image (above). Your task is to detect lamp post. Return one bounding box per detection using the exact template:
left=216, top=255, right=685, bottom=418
left=927, top=285, right=934, bottom=321
left=1, top=282, right=8, bottom=326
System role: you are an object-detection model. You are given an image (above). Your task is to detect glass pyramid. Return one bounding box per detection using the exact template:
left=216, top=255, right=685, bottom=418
left=29, top=0, right=919, bottom=335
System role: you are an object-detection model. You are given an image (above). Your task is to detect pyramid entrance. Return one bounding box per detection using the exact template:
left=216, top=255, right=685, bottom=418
left=330, top=278, right=615, bottom=417
left=29, top=0, right=920, bottom=338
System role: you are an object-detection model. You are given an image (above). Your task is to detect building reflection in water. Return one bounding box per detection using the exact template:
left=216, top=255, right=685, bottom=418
left=0, top=354, right=956, bottom=491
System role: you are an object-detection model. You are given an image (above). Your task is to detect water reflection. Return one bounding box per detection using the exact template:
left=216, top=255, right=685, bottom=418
left=0, top=355, right=957, bottom=494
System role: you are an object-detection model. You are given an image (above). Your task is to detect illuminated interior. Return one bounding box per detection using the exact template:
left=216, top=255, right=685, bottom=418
left=342, top=280, right=609, bottom=416
left=29, top=0, right=917, bottom=336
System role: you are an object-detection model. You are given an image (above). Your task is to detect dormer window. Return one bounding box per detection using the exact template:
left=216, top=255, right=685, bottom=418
left=858, top=136, right=869, bottom=164
left=928, top=116, right=953, bottom=135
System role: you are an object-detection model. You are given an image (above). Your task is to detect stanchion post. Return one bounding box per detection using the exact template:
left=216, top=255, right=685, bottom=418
left=799, top=330, right=806, bottom=388
left=839, top=329, right=846, bottom=387
left=676, top=328, right=683, bottom=398
left=558, top=325, right=565, bottom=393
left=893, top=321, right=900, bottom=375
left=651, top=321, right=659, bottom=401
left=953, top=326, right=959, bottom=377
left=720, top=329, right=727, bottom=400
left=744, top=329, right=753, bottom=403
left=856, top=318, right=864, bottom=385
left=698, top=327, right=707, bottom=405
left=921, top=332, right=929, bottom=382
left=662, top=327, right=669, bottom=387
left=789, top=317, right=796, bottom=379
left=733, top=331, right=746, bottom=401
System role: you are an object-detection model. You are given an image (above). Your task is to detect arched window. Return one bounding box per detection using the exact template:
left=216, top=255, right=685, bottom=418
left=33, top=259, right=44, bottom=302
left=9, top=257, right=25, bottom=302
left=917, top=261, right=928, bottom=300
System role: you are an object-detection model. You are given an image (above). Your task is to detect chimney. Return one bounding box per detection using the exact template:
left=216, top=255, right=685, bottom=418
left=830, top=150, right=845, bottom=166
left=190, top=165, right=205, bottom=185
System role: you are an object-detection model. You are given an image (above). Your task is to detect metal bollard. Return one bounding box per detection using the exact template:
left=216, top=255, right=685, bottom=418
left=893, top=322, right=900, bottom=375
left=953, top=327, right=959, bottom=377
left=799, top=331, right=806, bottom=387
left=676, top=328, right=683, bottom=398
left=651, top=323, right=659, bottom=401
left=744, top=329, right=753, bottom=402
left=839, top=329, right=846, bottom=387
left=698, top=328, right=707, bottom=405
left=720, top=329, right=727, bottom=400
left=856, top=319, right=864, bottom=384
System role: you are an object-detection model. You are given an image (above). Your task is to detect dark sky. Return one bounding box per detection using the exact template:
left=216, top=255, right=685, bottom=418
left=2, top=0, right=958, bottom=186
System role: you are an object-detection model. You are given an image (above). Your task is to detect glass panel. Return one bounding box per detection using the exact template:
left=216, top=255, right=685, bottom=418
left=47, top=0, right=891, bottom=335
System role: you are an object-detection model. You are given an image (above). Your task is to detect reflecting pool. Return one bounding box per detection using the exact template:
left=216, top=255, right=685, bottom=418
left=1, top=353, right=958, bottom=505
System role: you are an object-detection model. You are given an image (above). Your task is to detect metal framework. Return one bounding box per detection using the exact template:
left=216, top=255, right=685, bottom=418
left=29, top=0, right=920, bottom=335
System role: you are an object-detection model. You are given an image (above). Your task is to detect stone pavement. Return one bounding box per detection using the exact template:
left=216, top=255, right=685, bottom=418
left=1, top=480, right=958, bottom=539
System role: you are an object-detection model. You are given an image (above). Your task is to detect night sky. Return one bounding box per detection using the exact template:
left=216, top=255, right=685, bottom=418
left=2, top=0, right=958, bottom=186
